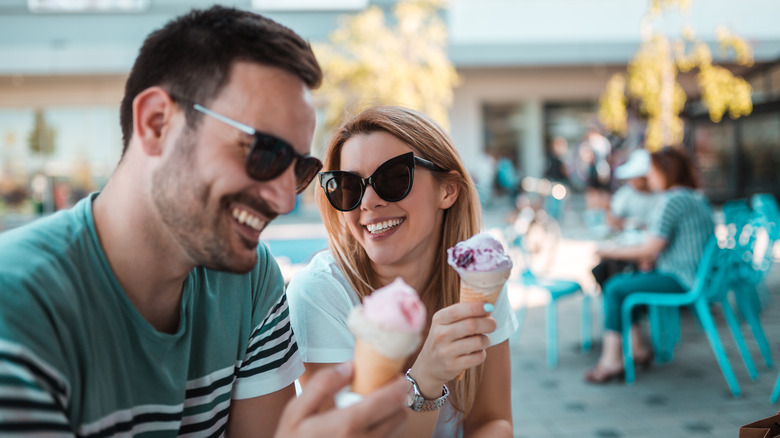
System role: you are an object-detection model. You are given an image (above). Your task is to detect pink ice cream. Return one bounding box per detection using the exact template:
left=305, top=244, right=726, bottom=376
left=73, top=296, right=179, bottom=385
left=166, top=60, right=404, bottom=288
left=347, top=277, right=426, bottom=359
left=447, top=233, right=513, bottom=275
left=362, top=278, right=426, bottom=333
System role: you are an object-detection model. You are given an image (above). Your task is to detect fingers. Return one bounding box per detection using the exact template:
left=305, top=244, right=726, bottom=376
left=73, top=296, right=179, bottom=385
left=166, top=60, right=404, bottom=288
left=433, top=301, right=494, bottom=325
left=287, top=362, right=352, bottom=419
left=343, top=376, right=410, bottom=434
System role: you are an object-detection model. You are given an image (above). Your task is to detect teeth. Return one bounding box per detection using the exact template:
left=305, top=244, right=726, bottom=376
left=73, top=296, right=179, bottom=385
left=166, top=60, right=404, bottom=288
left=232, top=207, right=267, bottom=232
left=366, top=219, right=403, bottom=234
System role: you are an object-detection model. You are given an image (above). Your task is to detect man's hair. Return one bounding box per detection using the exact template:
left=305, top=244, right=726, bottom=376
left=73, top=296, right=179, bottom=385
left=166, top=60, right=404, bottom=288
left=119, top=5, right=322, bottom=154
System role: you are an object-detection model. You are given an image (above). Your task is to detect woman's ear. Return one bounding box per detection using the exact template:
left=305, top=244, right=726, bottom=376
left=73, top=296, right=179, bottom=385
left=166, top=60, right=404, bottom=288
left=132, top=87, right=176, bottom=157
left=438, top=170, right=461, bottom=210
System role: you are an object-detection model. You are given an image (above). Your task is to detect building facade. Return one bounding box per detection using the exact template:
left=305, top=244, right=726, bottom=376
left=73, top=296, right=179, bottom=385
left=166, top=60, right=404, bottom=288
left=1, top=0, right=779, bottom=219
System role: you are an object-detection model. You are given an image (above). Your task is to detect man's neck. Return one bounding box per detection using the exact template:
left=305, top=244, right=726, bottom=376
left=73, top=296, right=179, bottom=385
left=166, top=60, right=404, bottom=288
left=92, top=173, right=192, bottom=333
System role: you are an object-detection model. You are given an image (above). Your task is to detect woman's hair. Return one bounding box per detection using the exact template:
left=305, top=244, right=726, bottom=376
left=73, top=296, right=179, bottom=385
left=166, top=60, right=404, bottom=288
left=650, top=146, right=701, bottom=190
left=317, top=105, right=483, bottom=419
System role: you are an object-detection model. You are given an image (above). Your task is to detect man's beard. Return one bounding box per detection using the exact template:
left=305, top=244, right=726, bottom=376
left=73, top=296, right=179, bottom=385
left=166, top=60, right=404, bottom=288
left=151, top=130, right=259, bottom=273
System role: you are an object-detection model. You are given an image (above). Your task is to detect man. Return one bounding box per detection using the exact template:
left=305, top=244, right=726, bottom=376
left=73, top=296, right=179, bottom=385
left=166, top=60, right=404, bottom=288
left=0, top=6, right=408, bottom=437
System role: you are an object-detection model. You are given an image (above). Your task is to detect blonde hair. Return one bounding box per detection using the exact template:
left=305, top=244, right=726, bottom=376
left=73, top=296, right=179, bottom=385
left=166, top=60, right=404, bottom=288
left=317, top=105, right=483, bottom=419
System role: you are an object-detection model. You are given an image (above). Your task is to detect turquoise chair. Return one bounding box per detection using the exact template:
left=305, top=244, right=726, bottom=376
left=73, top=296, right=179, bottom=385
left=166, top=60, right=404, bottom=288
left=507, top=222, right=592, bottom=369
left=723, top=213, right=775, bottom=371
left=513, top=269, right=592, bottom=369
left=773, top=370, right=780, bottom=403
left=621, top=238, right=742, bottom=397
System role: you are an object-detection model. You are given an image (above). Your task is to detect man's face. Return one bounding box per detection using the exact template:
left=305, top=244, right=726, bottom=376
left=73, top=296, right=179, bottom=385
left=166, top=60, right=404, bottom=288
left=152, top=61, right=316, bottom=273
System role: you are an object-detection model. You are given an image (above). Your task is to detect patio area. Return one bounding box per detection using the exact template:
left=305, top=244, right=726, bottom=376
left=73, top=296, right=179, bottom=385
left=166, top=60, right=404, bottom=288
left=263, top=194, right=780, bottom=438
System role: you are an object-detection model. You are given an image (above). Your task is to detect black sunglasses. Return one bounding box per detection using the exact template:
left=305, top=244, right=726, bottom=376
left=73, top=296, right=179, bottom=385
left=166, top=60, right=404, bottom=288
left=319, top=152, right=447, bottom=212
left=187, top=102, right=322, bottom=194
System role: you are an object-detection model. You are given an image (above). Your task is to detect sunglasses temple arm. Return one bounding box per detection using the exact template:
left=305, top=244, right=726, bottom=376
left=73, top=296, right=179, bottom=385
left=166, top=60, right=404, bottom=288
left=193, top=104, right=256, bottom=136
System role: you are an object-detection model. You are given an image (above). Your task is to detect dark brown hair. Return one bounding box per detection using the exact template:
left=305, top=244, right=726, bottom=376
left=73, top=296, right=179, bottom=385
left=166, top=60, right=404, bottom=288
left=119, top=5, right=322, bottom=154
left=650, top=146, right=700, bottom=190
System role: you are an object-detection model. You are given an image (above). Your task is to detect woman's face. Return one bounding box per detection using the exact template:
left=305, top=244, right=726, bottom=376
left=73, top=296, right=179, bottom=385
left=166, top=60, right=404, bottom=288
left=338, top=131, right=453, bottom=268
left=647, top=163, right=666, bottom=192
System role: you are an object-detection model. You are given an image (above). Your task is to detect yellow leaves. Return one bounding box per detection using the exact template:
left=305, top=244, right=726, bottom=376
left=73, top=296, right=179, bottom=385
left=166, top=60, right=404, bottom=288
left=697, top=64, right=753, bottom=122
left=598, top=0, right=753, bottom=150
left=314, top=0, right=459, bottom=133
left=716, top=26, right=754, bottom=67
left=598, top=73, right=628, bottom=134
left=649, top=0, right=690, bottom=16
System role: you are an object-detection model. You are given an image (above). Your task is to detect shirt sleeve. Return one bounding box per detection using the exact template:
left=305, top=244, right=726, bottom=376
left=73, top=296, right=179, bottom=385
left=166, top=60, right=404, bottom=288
left=232, top=245, right=304, bottom=400
left=0, top=339, right=73, bottom=436
left=286, top=259, right=357, bottom=364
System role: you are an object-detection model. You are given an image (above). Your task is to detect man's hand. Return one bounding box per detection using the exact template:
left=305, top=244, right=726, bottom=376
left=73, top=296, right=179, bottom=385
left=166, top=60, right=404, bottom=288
left=275, top=362, right=409, bottom=438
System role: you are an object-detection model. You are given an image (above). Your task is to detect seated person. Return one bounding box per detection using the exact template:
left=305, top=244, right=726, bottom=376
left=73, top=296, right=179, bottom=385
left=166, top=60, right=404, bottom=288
left=592, top=149, right=660, bottom=290
left=585, top=146, right=714, bottom=383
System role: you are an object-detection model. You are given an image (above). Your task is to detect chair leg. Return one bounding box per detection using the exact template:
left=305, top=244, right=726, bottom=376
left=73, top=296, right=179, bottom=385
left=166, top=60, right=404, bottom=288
left=720, top=296, right=758, bottom=380
left=546, top=300, right=558, bottom=369
left=693, top=299, right=741, bottom=397
left=581, top=293, right=592, bottom=352
left=736, top=286, right=774, bottom=368
left=621, top=304, right=636, bottom=384
left=772, top=369, right=780, bottom=403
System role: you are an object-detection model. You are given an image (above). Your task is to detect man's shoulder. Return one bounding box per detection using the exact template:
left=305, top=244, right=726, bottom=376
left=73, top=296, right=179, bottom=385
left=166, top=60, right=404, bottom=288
left=0, top=205, right=90, bottom=272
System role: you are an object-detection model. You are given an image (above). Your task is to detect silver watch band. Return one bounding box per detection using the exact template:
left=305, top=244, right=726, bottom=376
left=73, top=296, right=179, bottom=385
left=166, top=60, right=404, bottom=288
left=404, top=369, right=450, bottom=412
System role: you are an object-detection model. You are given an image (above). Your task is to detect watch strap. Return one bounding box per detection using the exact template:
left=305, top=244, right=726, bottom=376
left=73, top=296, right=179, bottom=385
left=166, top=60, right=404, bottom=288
left=404, top=369, right=449, bottom=412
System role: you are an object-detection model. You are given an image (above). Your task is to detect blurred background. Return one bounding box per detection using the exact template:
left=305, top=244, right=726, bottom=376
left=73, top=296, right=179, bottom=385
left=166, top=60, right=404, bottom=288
left=0, top=0, right=778, bottom=228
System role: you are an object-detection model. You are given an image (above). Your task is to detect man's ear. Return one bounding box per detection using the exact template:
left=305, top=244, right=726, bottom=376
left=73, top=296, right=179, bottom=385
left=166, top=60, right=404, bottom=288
left=132, top=87, right=177, bottom=157
left=438, top=170, right=461, bottom=210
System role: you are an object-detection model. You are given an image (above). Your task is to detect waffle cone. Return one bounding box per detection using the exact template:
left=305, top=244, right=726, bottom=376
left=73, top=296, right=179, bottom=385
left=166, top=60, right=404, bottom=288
left=459, top=281, right=503, bottom=305
left=351, top=339, right=406, bottom=395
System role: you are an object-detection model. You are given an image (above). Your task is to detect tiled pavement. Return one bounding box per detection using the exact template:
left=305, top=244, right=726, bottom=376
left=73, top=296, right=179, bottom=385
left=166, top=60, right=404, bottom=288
left=266, top=196, right=780, bottom=438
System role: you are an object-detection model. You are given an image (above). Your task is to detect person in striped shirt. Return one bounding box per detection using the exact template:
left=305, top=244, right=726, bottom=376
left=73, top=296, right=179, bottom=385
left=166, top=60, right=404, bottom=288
left=0, top=6, right=408, bottom=437
left=584, top=146, right=714, bottom=383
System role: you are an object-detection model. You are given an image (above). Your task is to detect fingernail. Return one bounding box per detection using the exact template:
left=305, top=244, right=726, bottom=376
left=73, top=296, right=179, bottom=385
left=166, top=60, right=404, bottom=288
left=336, top=362, right=353, bottom=376
left=483, top=303, right=494, bottom=313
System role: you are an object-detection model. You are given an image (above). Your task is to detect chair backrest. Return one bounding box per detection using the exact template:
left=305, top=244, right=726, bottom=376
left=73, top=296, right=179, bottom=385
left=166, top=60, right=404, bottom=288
left=751, top=193, right=780, bottom=241
left=691, top=237, right=731, bottom=301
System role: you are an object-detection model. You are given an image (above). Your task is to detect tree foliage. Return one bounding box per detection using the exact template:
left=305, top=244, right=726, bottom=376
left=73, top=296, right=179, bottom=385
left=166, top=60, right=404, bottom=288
left=314, top=0, right=459, bottom=136
left=598, top=0, right=753, bottom=151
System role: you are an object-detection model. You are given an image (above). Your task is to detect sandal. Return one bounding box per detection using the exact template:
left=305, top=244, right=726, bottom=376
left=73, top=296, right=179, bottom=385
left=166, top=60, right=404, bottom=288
left=584, top=365, right=625, bottom=384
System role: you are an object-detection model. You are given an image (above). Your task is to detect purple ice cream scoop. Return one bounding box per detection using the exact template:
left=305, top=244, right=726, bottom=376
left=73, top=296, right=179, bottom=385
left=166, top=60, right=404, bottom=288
left=447, top=233, right=513, bottom=275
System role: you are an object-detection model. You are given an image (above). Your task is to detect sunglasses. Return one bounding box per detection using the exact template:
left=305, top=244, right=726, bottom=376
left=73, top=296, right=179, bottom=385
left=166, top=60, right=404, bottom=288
left=319, top=152, right=447, bottom=212
left=189, top=103, right=322, bottom=194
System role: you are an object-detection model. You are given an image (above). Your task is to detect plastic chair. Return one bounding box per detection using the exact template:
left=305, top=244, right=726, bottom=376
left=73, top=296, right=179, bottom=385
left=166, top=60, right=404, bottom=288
left=772, top=370, right=780, bottom=403
left=510, top=245, right=592, bottom=369
left=621, top=238, right=742, bottom=397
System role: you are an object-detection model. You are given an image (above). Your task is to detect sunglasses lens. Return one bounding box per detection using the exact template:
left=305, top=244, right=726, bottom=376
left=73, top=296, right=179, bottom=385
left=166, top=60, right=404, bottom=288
left=374, top=161, right=413, bottom=201
left=294, top=157, right=323, bottom=194
left=323, top=173, right=363, bottom=211
left=246, top=134, right=294, bottom=181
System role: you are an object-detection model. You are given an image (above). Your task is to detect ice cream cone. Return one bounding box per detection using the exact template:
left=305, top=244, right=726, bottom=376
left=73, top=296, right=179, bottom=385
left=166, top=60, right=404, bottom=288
left=351, top=339, right=407, bottom=395
left=459, top=281, right=503, bottom=305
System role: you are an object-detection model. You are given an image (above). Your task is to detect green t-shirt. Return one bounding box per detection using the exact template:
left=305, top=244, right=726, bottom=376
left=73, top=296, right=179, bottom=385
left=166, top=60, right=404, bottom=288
left=0, top=194, right=303, bottom=436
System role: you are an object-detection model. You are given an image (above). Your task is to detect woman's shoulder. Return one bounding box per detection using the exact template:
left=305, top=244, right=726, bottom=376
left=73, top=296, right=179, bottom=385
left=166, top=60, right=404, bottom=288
left=287, top=250, right=358, bottom=304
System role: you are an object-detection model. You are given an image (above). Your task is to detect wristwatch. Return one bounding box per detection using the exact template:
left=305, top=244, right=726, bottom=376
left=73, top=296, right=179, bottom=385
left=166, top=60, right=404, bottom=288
left=403, top=369, right=449, bottom=412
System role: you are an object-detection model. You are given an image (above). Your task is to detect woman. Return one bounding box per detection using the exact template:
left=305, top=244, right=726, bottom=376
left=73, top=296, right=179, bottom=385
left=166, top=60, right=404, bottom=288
left=585, top=146, right=714, bottom=383
left=287, top=106, right=516, bottom=437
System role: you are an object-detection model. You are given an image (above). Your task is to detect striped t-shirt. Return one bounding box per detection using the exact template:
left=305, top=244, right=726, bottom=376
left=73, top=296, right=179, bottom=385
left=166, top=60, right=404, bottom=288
left=649, top=187, right=715, bottom=289
left=0, top=194, right=303, bottom=436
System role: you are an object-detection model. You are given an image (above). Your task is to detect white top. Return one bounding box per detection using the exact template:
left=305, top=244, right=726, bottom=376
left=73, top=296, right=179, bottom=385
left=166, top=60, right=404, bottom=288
left=610, top=184, right=660, bottom=230
left=287, top=250, right=518, bottom=438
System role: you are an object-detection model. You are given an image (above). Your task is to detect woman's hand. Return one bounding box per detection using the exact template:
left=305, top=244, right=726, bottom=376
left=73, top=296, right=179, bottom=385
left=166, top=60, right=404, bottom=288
left=408, top=301, right=496, bottom=398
